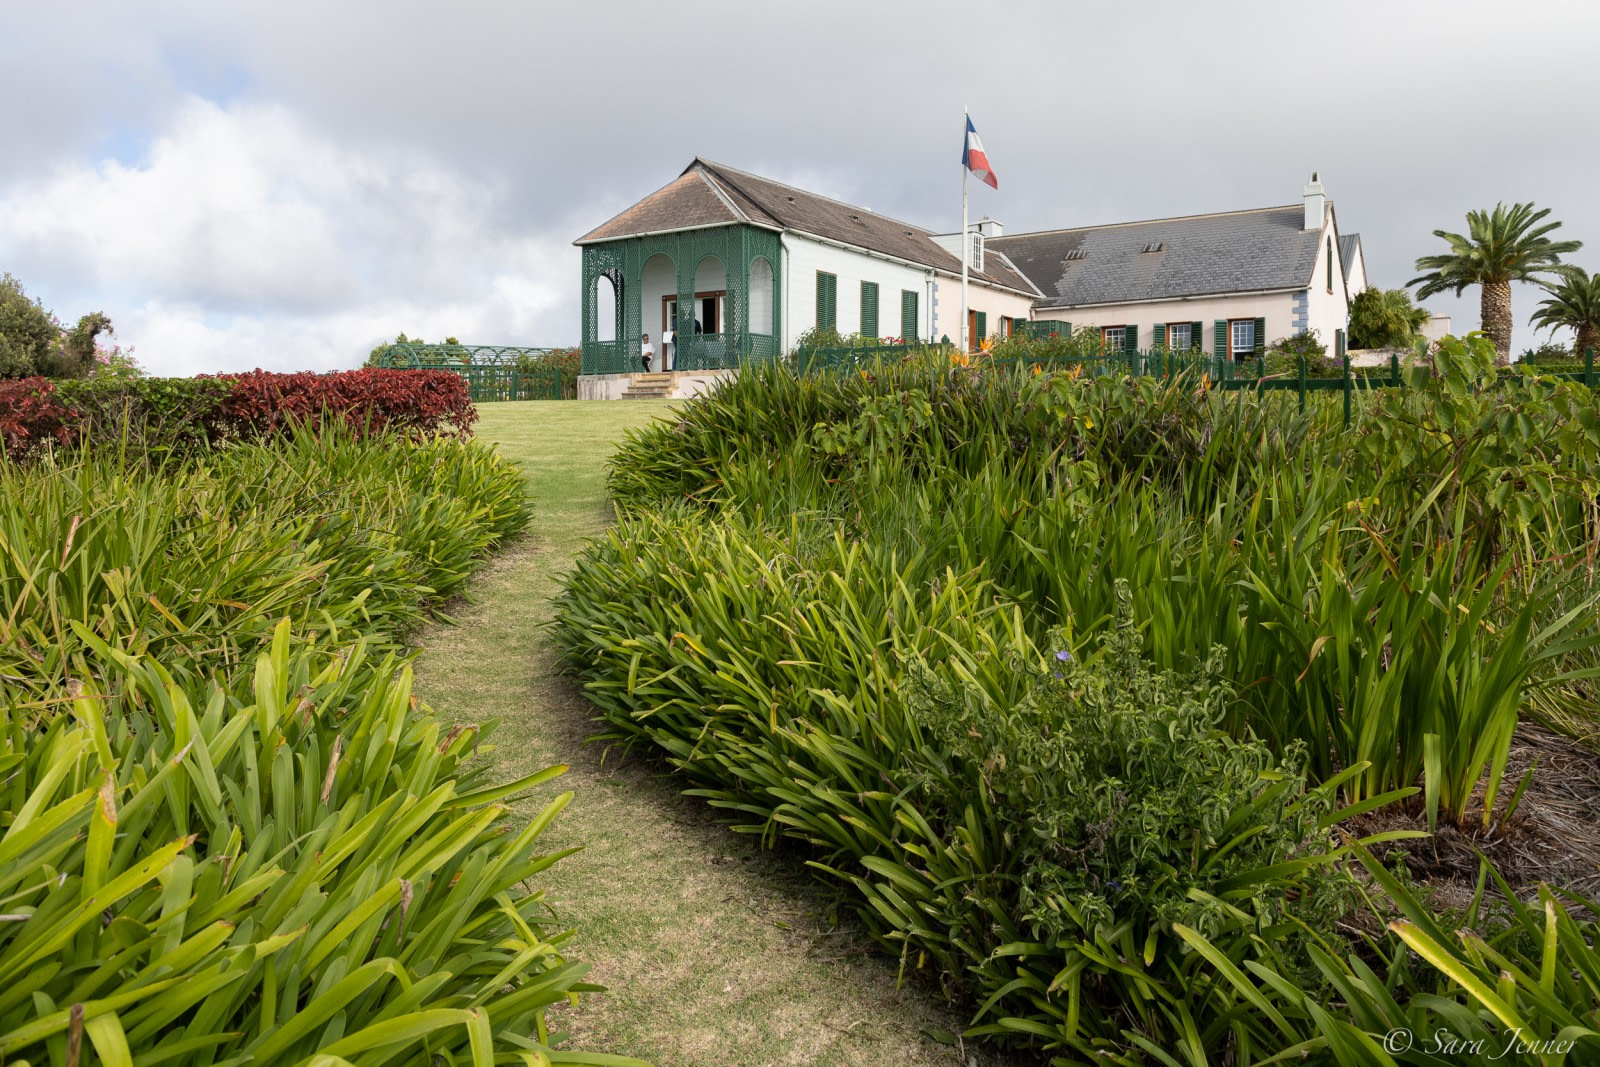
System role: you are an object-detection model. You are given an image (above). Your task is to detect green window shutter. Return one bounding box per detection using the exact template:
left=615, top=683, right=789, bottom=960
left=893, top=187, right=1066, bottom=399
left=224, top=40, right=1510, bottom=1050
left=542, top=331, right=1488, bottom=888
left=1190, top=321, right=1203, bottom=350
left=1214, top=320, right=1228, bottom=356
left=975, top=311, right=987, bottom=342
left=1123, top=324, right=1138, bottom=354
left=1061, top=321, right=1072, bottom=337
left=1151, top=323, right=1166, bottom=347
left=901, top=289, right=918, bottom=340
left=1253, top=317, right=1266, bottom=355
left=860, top=281, right=879, bottom=339
left=816, top=272, right=836, bottom=332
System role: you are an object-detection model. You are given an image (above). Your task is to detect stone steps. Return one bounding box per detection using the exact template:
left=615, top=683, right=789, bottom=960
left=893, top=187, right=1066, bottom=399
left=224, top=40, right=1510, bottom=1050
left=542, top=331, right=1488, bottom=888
left=620, top=372, right=677, bottom=400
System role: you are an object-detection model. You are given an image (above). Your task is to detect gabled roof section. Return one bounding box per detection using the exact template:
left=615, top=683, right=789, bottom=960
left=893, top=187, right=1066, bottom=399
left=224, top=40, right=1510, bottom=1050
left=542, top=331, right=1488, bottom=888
left=695, top=159, right=1039, bottom=295
left=575, top=170, right=756, bottom=244
left=575, top=158, right=1039, bottom=297
left=989, top=205, right=1327, bottom=309
left=1339, top=233, right=1362, bottom=281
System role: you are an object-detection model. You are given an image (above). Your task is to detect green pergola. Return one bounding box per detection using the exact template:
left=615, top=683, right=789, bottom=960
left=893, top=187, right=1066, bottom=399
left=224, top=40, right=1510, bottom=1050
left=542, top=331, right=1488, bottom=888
left=376, top=344, right=566, bottom=401
left=580, top=224, right=782, bottom=375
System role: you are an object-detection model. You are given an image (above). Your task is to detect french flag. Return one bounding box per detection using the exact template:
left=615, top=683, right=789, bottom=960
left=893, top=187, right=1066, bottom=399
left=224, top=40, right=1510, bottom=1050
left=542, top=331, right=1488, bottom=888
left=962, top=115, right=998, bottom=189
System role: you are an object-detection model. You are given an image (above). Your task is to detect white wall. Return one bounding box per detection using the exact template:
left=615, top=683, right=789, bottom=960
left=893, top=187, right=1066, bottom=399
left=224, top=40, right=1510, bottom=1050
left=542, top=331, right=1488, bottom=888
left=1034, top=290, right=1298, bottom=354
left=639, top=253, right=675, bottom=342
left=1303, top=218, right=1351, bottom=346
left=1345, top=243, right=1368, bottom=295
left=781, top=234, right=932, bottom=345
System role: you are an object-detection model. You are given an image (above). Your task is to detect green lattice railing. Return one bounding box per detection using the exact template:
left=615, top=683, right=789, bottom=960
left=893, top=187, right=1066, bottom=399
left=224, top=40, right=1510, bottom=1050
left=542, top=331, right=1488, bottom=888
left=375, top=344, right=567, bottom=401
left=580, top=224, right=782, bottom=375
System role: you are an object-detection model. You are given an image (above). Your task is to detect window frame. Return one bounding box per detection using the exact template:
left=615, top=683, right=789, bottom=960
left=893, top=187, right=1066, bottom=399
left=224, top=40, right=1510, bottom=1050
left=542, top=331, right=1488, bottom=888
left=1101, top=325, right=1126, bottom=351
left=1228, top=318, right=1256, bottom=360
left=1165, top=322, right=1193, bottom=350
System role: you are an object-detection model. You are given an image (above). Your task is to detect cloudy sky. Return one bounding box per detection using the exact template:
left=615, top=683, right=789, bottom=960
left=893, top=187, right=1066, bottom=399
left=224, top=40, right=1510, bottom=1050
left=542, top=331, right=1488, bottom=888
left=3, top=0, right=1597, bottom=376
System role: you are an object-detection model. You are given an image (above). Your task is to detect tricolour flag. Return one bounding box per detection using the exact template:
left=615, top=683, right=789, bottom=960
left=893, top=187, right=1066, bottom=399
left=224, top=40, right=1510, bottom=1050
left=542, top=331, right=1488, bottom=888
left=962, top=115, right=998, bottom=189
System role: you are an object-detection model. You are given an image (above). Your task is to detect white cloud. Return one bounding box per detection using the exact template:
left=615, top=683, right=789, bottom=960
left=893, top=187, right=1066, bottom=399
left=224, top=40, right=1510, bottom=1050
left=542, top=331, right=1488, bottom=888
left=0, top=96, right=576, bottom=375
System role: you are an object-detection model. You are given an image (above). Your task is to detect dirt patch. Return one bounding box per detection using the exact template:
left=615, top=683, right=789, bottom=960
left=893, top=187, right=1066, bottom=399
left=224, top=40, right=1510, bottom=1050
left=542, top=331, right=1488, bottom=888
left=1347, top=721, right=1600, bottom=909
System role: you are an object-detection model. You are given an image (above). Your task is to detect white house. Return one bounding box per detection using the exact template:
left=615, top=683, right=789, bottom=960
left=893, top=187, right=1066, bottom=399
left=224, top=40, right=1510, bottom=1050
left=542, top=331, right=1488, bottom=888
left=988, top=175, right=1357, bottom=360
left=574, top=159, right=1040, bottom=397
left=575, top=163, right=1373, bottom=395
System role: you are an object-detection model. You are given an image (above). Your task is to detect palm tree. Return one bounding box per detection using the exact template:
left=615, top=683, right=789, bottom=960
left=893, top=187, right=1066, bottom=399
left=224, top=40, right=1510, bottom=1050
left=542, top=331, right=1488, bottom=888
left=1530, top=266, right=1600, bottom=362
left=1410, top=202, right=1581, bottom=364
left=1348, top=287, right=1430, bottom=350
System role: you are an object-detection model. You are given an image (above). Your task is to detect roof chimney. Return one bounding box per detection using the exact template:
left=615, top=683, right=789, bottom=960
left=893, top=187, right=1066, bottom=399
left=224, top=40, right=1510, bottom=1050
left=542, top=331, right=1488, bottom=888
left=1303, top=172, right=1326, bottom=231
left=975, top=216, right=1003, bottom=238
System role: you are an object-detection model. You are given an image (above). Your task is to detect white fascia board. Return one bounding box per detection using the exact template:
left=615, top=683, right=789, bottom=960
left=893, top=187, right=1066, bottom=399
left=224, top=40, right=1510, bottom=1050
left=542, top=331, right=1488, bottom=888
left=574, top=220, right=783, bottom=247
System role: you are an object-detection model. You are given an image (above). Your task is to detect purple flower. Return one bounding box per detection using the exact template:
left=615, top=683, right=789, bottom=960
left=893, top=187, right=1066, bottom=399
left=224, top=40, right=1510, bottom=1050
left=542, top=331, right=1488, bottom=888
left=1055, top=650, right=1071, bottom=662
left=1052, top=671, right=1063, bottom=680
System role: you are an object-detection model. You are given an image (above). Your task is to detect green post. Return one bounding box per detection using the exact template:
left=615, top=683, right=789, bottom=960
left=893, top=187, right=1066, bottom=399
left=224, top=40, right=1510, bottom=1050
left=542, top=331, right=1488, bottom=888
left=1338, top=328, right=1351, bottom=427
left=1390, top=351, right=1400, bottom=387
left=1298, top=355, right=1307, bottom=413
left=1587, top=347, right=1595, bottom=388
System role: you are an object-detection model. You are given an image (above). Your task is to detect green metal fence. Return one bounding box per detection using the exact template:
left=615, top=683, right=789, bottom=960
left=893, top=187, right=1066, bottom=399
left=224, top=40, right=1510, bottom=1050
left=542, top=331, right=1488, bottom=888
left=375, top=344, right=567, bottom=402
left=797, top=342, right=953, bottom=375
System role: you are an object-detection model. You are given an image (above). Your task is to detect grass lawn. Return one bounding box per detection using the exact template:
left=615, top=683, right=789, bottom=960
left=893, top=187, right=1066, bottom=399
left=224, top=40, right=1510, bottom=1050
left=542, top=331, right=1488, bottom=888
left=411, top=400, right=1017, bottom=1067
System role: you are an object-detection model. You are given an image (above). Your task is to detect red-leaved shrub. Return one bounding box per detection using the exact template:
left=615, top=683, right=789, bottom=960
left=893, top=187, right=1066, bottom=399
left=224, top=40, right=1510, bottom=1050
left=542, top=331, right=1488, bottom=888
left=1, top=369, right=477, bottom=459
left=0, top=377, right=78, bottom=458
left=202, top=369, right=477, bottom=440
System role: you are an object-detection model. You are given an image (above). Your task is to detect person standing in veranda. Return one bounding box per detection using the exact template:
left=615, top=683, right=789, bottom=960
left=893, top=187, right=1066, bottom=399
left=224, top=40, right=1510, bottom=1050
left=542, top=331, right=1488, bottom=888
left=641, top=332, right=655, bottom=372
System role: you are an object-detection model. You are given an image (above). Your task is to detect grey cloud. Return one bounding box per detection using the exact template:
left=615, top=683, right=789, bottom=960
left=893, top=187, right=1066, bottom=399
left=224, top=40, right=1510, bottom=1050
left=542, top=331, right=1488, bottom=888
left=2, top=0, right=1597, bottom=369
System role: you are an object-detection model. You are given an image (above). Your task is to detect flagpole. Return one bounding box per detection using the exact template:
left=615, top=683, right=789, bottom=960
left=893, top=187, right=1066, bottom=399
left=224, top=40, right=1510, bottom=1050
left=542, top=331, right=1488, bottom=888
left=960, top=107, right=969, bottom=354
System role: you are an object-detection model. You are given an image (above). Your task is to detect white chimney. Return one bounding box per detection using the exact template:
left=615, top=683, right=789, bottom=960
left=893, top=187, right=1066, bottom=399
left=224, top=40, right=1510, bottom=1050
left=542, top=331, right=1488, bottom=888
left=1303, top=172, right=1326, bottom=231
left=975, top=216, right=1004, bottom=238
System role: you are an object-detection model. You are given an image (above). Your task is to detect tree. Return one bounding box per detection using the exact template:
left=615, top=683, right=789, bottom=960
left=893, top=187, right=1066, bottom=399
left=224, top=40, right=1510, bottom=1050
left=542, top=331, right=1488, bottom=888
left=0, top=273, right=60, bottom=378
left=1348, top=287, right=1430, bottom=350
left=1530, top=266, right=1600, bottom=361
left=1410, top=202, right=1580, bottom=365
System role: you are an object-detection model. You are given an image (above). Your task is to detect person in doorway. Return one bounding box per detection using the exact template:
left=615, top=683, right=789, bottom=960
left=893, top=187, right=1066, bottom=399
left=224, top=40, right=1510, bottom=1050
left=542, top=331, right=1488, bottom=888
left=662, top=325, right=675, bottom=371
left=641, top=333, right=654, bottom=372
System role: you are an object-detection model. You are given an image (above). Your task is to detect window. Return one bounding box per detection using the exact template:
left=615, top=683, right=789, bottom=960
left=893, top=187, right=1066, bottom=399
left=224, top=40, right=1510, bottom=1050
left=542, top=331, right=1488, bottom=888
left=970, top=233, right=985, bottom=271
left=815, top=271, right=837, bottom=332
left=900, top=289, right=918, bottom=341
left=1166, top=322, right=1192, bottom=350
left=860, top=281, right=879, bottom=339
left=1230, top=319, right=1256, bottom=358
left=1102, top=326, right=1125, bottom=350
left=1327, top=238, right=1334, bottom=293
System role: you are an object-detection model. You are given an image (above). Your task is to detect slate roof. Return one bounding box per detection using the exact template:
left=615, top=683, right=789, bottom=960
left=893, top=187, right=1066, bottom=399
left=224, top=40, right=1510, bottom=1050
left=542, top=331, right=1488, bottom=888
left=577, top=159, right=1040, bottom=297
left=1339, top=233, right=1362, bottom=281
left=988, top=205, right=1329, bottom=309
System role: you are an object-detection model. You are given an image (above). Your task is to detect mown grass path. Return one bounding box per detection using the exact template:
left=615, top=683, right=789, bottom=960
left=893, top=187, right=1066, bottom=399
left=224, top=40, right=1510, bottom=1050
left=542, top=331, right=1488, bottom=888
left=412, top=401, right=1017, bottom=1067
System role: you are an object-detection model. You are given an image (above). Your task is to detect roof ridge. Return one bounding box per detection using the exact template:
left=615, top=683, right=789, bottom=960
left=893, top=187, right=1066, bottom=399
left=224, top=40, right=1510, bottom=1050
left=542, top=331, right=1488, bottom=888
left=992, top=202, right=1311, bottom=241
left=696, top=158, right=939, bottom=237
left=692, top=168, right=752, bottom=224
left=694, top=163, right=782, bottom=228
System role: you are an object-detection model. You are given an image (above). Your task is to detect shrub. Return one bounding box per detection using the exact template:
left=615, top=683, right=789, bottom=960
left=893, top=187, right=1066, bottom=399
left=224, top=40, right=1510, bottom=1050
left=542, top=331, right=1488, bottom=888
left=53, top=376, right=231, bottom=453
left=1264, top=329, right=1340, bottom=377
left=205, top=368, right=476, bottom=440
left=0, top=376, right=76, bottom=457
left=0, top=368, right=478, bottom=459
left=562, top=349, right=1600, bottom=1059
left=0, top=429, right=635, bottom=1064
left=1, top=429, right=529, bottom=707
left=0, top=624, right=612, bottom=1066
